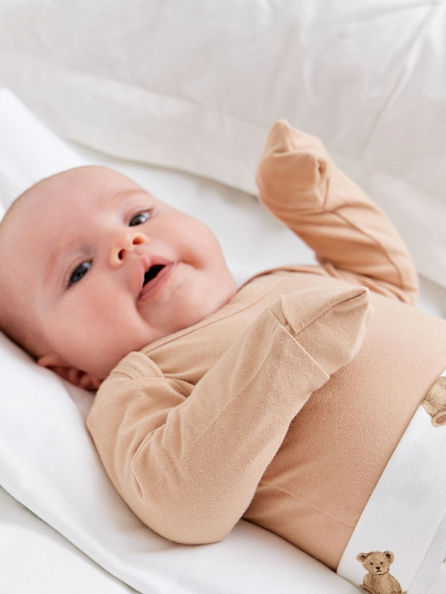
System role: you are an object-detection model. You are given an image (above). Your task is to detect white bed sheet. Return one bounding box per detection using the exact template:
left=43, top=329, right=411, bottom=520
left=0, top=486, right=137, bottom=594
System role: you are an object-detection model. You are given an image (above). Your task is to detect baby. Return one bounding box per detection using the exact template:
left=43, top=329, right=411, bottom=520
left=1, top=121, right=446, bottom=592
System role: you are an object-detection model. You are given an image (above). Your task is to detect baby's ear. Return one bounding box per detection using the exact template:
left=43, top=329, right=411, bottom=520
left=38, top=354, right=102, bottom=391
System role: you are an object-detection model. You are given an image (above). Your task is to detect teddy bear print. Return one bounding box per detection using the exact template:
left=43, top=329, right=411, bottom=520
left=422, top=376, right=446, bottom=427
left=356, top=550, right=406, bottom=594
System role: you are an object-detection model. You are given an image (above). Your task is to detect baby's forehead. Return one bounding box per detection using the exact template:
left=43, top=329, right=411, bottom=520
left=31, top=166, right=137, bottom=199
left=1, top=167, right=115, bottom=239
left=15, top=166, right=144, bottom=215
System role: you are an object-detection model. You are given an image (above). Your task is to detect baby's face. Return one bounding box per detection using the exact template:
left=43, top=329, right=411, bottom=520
left=1, top=166, right=236, bottom=384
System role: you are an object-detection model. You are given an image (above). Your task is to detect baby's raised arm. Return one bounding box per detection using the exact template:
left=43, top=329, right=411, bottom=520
left=87, top=285, right=370, bottom=545
left=256, top=121, right=419, bottom=304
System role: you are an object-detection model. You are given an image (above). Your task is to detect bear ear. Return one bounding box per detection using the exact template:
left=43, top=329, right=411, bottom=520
left=384, top=551, right=394, bottom=563
left=357, top=553, right=369, bottom=562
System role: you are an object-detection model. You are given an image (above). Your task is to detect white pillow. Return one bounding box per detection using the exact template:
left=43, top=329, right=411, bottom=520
left=0, top=90, right=355, bottom=593
left=1, top=1, right=446, bottom=288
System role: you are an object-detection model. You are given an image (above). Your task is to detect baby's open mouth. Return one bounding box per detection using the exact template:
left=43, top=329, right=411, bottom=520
left=143, top=264, right=165, bottom=286
left=138, top=260, right=176, bottom=301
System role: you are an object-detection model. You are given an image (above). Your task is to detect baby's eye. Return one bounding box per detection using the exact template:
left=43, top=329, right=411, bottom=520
left=129, top=211, right=151, bottom=226
left=69, top=261, right=92, bottom=286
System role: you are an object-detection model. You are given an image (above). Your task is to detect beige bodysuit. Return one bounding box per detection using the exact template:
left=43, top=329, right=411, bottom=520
left=87, top=121, right=446, bottom=571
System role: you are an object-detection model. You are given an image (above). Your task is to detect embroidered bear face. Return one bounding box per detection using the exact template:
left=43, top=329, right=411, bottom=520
left=358, top=550, right=394, bottom=575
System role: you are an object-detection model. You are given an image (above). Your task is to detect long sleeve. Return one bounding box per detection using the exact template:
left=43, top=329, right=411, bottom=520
left=256, top=120, right=419, bottom=304
left=87, top=285, right=370, bottom=545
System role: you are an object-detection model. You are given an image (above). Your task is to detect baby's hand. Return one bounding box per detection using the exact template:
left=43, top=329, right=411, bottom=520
left=256, top=120, right=329, bottom=213
left=269, top=284, right=371, bottom=377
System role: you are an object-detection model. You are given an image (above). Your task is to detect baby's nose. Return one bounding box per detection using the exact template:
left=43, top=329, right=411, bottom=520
left=110, top=230, right=147, bottom=266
